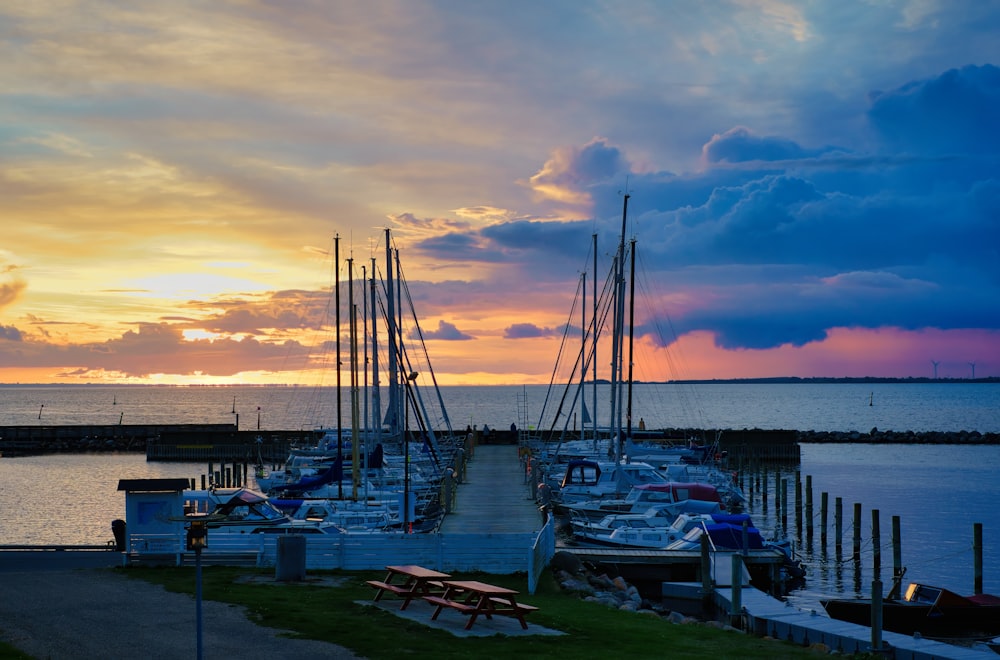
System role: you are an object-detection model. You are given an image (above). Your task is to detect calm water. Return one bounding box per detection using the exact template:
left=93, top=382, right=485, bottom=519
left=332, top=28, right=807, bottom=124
left=2, top=382, right=999, bottom=432
left=1, top=384, right=998, bottom=605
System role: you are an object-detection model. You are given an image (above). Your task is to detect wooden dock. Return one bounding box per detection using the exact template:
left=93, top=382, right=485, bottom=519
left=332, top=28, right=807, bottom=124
left=712, top=585, right=996, bottom=660
left=438, top=444, right=543, bottom=534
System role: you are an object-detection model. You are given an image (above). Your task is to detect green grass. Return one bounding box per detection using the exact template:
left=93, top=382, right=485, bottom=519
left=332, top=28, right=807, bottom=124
left=20, top=566, right=858, bottom=659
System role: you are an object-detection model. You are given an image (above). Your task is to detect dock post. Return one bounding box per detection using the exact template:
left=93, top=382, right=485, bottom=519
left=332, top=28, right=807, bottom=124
left=853, top=502, right=862, bottom=563
left=700, top=534, right=713, bottom=615
left=891, top=515, right=902, bottom=595
left=870, top=507, right=885, bottom=653
left=805, top=475, right=813, bottom=546
left=820, top=491, right=828, bottom=552
left=872, top=509, right=881, bottom=580
left=730, top=553, right=743, bottom=629
left=780, top=478, right=788, bottom=536
left=870, top=576, right=884, bottom=654
left=974, top=522, right=983, bottom=595
left=794, top=471, right=802, bottom=538
left=760, top=464, right=766, bottom=508
left=835, top=496, right=843, bottom=561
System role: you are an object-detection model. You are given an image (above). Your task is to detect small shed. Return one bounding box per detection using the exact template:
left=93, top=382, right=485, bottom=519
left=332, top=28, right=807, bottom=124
left=116, top=478, right=190, bottom=551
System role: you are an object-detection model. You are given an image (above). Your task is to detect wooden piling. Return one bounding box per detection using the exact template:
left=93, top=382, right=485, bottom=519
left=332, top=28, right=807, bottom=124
left=835, top=496, right=843, bottom=560
left=892, top=515, right=902, bottom=595
left=794, top=471, right=802, bottom=535
left=853, top=502, right=862, bottom=563
left=805, top=474, right=813, bottom=543
left=820, top=491, right=828, bottom=550
left=974, top=522, right=983, bottom=595
left=780, top=478, right=788, bottom=535
left=872, top=509, right=881, bottom=579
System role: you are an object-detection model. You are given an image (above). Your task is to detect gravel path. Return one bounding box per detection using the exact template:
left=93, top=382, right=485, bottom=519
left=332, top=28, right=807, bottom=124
left=0, top=563, right=361, bottom=660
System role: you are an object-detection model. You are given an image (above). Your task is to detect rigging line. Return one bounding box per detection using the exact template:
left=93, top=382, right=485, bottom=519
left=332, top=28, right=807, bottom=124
left=396, top=260, right=452, bottom=436
left=536, top=273, right=587, bottom=435
left=633, top=250, right=712, bottom=430
left=537, top=258, right=618, bottom=432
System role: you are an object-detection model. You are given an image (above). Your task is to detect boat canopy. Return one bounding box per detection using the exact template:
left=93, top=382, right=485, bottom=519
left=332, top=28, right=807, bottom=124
left=633, top=482, right=721, bottom=503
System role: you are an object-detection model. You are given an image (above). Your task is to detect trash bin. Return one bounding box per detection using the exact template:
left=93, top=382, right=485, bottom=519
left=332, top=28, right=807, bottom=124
left=111, top=519, right=126, bottom=551
left=275, top=534, right=307, bottom=582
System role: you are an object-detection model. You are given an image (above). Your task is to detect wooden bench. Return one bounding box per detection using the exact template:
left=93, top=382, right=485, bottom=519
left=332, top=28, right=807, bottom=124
left=423, top=595, right=479, bottom=617
left=366, top=580, right=413, bottom=601
left=490, top=597, right=539, bottom=614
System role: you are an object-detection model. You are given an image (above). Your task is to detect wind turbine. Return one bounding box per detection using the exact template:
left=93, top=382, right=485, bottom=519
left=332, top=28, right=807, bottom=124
left=968, top=362, right=976, bottom=380
left=931, top=360, right=940, bottom=380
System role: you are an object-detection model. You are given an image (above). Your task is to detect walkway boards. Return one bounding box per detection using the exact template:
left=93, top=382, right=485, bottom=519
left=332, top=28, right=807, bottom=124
left=437, top=444, right=542, bottom=534
left=711, top=585, right=996, bottom=660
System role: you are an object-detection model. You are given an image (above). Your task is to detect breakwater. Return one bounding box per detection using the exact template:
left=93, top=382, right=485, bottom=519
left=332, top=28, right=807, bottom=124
left=1, top=424, right=996, bottom=460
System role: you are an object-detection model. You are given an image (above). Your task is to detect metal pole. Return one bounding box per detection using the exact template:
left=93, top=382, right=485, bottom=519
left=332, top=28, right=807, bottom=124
left=196, top=547, right=203, bottom=660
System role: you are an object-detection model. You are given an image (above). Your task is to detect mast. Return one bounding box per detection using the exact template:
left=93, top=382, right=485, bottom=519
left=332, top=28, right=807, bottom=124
left=335, top=234, right=343, bottom=499
left=348, top=257, right=361, bottom=500
left=626, top=238, right=636, bottom=446
left=384, top=229, right=399, bottom=436
left=580, top=270, right=586, bottom=440
left=370, top=257, right=381, bottom=442
left=591, top=232, right=598, bottom=448
left=361, top=262, right=370, bottom=503
left=610, top=193, right=629, bottom=462
left=396, top=248, right=405, bottom=437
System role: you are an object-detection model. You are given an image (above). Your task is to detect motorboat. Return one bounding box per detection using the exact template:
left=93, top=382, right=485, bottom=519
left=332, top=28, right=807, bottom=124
left=182, top=487, right=345, bottom=535
left=821, top=582, right=1000, bottom=640
left=550, top=459, right=672, bottom=504
left=560, top=481, right=723, bottom=521
left=572, top=509, right=726, bottom=548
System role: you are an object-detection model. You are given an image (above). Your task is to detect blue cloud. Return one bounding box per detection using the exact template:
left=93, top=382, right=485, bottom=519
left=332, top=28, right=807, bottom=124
left=868, top=64, right=1000, bottom=155
left=417, top=320, right=473, bottom=341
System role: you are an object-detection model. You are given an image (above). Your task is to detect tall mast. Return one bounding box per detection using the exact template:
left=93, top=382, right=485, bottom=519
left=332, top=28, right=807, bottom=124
left=396, top=248, right=405, bottom=436
left=335, top=234, right=343, bottom=499
left=615, top=193, right=630, bottom=459
left=369, top=257, right=381, bottom=445
left=361, top=262, right=370, bottom=503
left=626, top=238, right=636, bottom=445
left=384, top=229, right=398, bottom=436
left=580, top=270, right=587, bottom=439
left=348, top=257, right=361, bottom=500
left=610, top=193, right=629, bottom=462
left=592, top=232, right=598, bottom=447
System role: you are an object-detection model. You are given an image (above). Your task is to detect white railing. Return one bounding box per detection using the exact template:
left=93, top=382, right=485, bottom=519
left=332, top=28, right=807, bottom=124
left=126, top=529, right=555, bottom=582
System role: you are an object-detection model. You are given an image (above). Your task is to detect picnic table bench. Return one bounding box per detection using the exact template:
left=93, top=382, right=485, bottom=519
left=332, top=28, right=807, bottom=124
left=366, top=564, right=451, bottom=610
left=423, top=579, right=538, bottom=630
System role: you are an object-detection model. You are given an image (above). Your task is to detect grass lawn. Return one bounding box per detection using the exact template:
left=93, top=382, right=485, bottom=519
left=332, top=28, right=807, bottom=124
left=0, top=565, right=870, bottom=660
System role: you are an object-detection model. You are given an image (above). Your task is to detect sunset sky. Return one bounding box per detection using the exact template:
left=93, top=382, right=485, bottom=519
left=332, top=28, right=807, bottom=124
left=2, top=1, right=999, bottom=386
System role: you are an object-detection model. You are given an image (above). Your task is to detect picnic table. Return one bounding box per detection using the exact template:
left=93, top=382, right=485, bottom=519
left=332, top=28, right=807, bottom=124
left=423, top=579, right=538, bottom=630
left=366, top=565, right=451, bottom=610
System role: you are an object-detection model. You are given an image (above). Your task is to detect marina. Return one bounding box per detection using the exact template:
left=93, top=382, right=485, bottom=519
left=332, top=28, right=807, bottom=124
left=2, top=384, right=999, bottom=657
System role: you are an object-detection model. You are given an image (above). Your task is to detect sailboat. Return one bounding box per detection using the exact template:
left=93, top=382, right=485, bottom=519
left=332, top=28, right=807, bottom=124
left=254, top=229, right=462, bottom=533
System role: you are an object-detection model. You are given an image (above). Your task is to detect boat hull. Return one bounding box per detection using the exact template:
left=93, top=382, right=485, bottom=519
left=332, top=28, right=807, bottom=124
left=820, top=598, right=1000, bottom=639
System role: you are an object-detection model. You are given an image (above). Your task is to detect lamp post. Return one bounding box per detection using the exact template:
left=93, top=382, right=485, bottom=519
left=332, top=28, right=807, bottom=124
left=185, top=515, right=210, bottom=660
left=403, top=371, right=419, bottom=533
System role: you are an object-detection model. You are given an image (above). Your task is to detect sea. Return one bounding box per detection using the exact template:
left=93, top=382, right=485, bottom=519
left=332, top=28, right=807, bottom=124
left=1, top=382, right=999, bottom=610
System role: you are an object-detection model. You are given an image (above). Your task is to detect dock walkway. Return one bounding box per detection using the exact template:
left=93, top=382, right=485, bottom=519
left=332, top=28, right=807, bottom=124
left=437, top=444, right=542, bottom=534
left=711, top=584, right=996, bottom=660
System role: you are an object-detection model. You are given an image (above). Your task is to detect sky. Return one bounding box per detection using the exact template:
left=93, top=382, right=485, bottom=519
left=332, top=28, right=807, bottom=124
left=1, top=0, right=999, bottom=386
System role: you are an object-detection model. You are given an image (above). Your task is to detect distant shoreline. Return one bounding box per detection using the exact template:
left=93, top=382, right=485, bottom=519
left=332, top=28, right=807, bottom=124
left=0, top=377, right=998, bottom=387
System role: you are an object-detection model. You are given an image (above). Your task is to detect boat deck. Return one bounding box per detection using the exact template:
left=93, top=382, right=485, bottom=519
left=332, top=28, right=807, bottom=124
left=437, top=444, right=542, bottom=534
